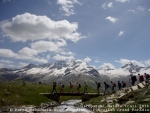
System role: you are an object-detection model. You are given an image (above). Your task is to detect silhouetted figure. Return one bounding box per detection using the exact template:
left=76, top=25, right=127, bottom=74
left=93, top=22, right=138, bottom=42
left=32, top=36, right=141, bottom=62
left=51, top=82, right=57, bottom=93
left=118, top=81, right=122, bottom=90
left=130, top=74, right=137, bottom=86
left=84, top=82, right=88, bottom=93
left=95, top=82, right=101, bottom=94
left=104, top=82, right=109, bottom=95
left=70, top=82, right=74, bottom=93
left=122, top=81, right=126, bottom=88
left=111, top=81, right=116, bottom=93
left=77, top=82, right=81, bottom=93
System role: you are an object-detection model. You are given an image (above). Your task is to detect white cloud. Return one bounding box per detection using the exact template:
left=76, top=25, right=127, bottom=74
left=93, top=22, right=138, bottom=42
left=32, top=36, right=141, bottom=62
left=0, top=49, right=17, bottom=58
left=99, top=63, right=116, bottom=70
left=46, top=55, right=50, bottom=60
left=105, top=16, right=118, bottom=23
left=18, top=62, right=29, bottom=68
left=18, top=47, right=38, bottom=57
left=145, top=60, right=150, bottom=66
left=0, top=48, right=48, bottom=63
left=148, top=9, right=150, bottom=12
left=116, top=0, right=130, bottom=3
left=102, top=2, right=113, bottom=9
left=129, top=10, right=136, bottom=13
left=107, top=2, right=113, bottom=8
left=137, top=6, right=145, bottom=12
left=57, top=0, right=81, bottom=16
left=53, top=54, right=74, bottom=61
left=95, top=60, right=100, bottom=63
left=115, top=59, right=145, bottom=67
left=0, top=60, right=13, bottom=64
left=0, top=13, right=85, bottom=43
left=60, top=51, right=75, bottom=55
left=31, top=40, right=66, bottom=53
left=118, top=30, right=124, bottom=37
left=83, top=57, right=91, bottom=63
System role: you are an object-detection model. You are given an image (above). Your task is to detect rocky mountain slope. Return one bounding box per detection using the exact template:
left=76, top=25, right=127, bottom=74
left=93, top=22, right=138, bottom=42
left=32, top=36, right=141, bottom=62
left=0, top=60, right=150, bottom=85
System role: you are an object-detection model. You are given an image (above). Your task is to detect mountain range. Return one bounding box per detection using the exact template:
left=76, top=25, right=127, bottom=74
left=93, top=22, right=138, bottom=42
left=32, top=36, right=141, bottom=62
left=0, top=59, right=150, bottom=86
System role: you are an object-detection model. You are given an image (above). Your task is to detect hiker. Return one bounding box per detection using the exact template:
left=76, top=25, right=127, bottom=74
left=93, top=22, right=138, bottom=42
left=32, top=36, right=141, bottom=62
left=70, top=82, right=74, bottom=93
left=51, top=82, right=57, bottom=93
left=110, top=81, right=116, bottom=93
left=95, top=82, right=101, bottom=94
left=84, top=82, right=88, bottom=93
left=138, top=74, right=144, bottom=83
left=130, top=74, right=137, bottom=86
left=118, top=81, right=122, bottom=90
left=122, top=81, right=126, bottom=88
left=104, top=82, right=109, bottom=95
left=60, top=83, right=64, bottom=93
left=77, top=82, right=81, bottom=93
left=144, top=73, right=149, bottom=80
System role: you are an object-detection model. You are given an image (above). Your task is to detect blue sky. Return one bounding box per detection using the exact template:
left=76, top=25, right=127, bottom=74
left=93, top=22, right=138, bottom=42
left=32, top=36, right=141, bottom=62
left=0, top=0, right=150, bottom=69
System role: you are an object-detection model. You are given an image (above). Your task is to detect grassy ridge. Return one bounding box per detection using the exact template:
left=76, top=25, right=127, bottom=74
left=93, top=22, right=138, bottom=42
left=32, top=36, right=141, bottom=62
left=0, top=82, right=97, bottom=106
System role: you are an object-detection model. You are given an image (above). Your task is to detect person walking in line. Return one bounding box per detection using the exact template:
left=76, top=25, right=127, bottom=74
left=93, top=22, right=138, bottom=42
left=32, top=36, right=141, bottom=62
left=111, top=81, right=116, bottom=93
left=77, top=82, right=81, bottom=93
left=51, top=82, right=57, bottom=94
left=84, top=82, right=88, bottom=93
left=118, top=81, right=122, bottom=90
left=138, top=74, right=144, bottom=83
left=122, top=81, right=126, bottom=88
left=104, top=82, right=109, bottom=95
left=144, top=73, right=149, bottom=80
left=95, top=82, right=101, bottom=94
left=60, top=83, right=64, bottom=93
left=130, top=74, right=137, bottom=86
left=70, top=82, right=74, bottom=93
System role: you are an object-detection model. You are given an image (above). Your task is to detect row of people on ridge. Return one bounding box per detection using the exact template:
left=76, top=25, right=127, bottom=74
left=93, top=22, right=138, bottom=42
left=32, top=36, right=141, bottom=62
left=51, top=73, right=149, bottom=95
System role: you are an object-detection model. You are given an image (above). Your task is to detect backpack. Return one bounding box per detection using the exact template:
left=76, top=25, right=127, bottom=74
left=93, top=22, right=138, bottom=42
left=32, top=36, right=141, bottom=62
left=123, top=82, right=126, bottom=87
left=113, top=83, right=116, bottom=87
left=79, top=84, right=81, bottom=88
left=133, top=76, right=137, bottom=81
left=71, top=84, right=74, bottom=88
left=107, top=84, right=110, bottom=88
left=98, top=83, right=101, bottom=87
left=62, top=84, right=65, bottom=88
left=146, top=74, right=149, bottom=79
left=140, top=75, right=144, bottom=81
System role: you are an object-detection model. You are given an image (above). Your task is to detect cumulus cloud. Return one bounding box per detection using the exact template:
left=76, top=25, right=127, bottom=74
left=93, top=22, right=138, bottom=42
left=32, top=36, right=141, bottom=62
left=99, top=63, right=116, bottom=70
left=145, top=60, right=150, bottom=66
left=102, top=2, right=113, bottom=9
left=0, top=60, right=13, bottom=64
left=0, top=48, right=48, bottom=63
left=83, top=57, right=91, bottom=63
left=0, top=13, right=85, bottom=43
left=148, top=9, right=150, bottom=12
left=137, top=6, right=145, bottom=12
left=53, top=54, right=74, bottom=61
left=116, top=0, right=130, bottom=3
left=118, top=30, right=124, bottom=37
left=30, top=40, right=66, bottom=53
left=57, top=0, right=81, bottom=16
left=115, top=59, right=145, bottom=67
left=105, top=16, right=118, bottom=23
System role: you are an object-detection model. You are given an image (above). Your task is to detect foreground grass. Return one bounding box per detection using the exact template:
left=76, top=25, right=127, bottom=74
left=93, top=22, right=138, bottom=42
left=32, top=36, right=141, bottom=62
left=0, top=81, right=97, bottom=106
